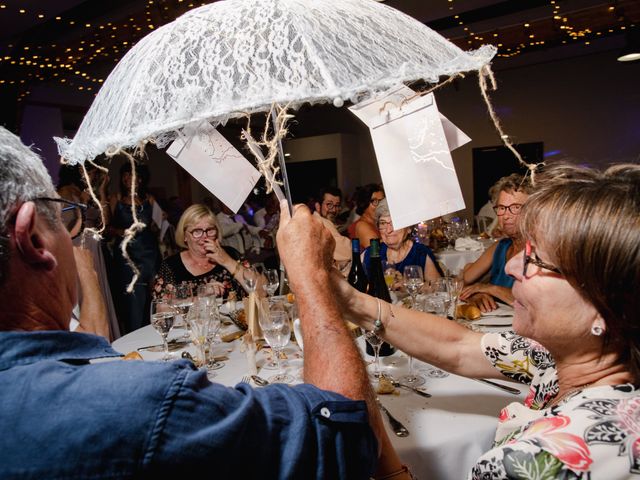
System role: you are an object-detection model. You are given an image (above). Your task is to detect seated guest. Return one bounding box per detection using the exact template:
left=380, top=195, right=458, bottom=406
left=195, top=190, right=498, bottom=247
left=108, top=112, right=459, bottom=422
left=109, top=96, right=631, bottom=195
left=348, top=183, right=385, bottom=249
left=0, top=127, right=408, bottom=479
left=363, top=199, right=442, bottom=287
left=326, top=163, right=640, bottom=478
left=153, top=204, right=247, bottom=300
left=460, top=173, right=533, bottom=312
left=315, top=186, right=342, bottom=224
left=314, top=186, right=351, bottom=265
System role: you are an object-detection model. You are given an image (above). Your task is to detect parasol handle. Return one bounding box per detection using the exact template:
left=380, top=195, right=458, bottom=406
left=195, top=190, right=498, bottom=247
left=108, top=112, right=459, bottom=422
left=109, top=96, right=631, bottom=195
left=271, top=109, right=294, bottom=212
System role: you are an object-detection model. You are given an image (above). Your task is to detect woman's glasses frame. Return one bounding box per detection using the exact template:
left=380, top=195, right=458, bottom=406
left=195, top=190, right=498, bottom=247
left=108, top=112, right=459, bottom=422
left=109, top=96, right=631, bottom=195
left=34, top=197, right=87, bottom=239
left=188, top=227, right=217, bottom=239
left=493, top=203, right=523, bottom=216
left=523, top=240, right=562, bottom=277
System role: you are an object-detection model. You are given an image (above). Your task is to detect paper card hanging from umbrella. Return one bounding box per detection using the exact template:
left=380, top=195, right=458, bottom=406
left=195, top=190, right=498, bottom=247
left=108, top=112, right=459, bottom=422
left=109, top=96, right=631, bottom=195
left=166, top=123, right=262, bottom=213
left=350, top=86, right=470, bottom=230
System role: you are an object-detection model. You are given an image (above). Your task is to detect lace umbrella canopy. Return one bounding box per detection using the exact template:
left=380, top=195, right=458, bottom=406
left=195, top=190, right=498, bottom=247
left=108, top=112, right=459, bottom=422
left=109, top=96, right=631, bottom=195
left=54, top=0, right=502, bottom=290
left=56, top=0, right=497, bottom=167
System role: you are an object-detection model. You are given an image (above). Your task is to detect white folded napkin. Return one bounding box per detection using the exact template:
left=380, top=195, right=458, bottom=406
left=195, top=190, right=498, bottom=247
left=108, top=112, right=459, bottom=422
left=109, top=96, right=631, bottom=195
left=455, top=237, right=483, bottom=251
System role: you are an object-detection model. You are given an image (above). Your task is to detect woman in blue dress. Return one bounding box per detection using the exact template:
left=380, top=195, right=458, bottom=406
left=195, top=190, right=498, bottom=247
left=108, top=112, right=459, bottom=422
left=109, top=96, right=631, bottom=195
left=460, top=173, right=533, bottom=312
left=107, top=162, right=162, bottom=334
left=363, top=199, right=442, bottom=289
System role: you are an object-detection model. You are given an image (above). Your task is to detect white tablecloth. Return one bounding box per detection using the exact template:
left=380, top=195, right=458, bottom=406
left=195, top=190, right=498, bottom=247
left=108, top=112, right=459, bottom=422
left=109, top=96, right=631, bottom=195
left=112, top=315, right=525, bottom=480
left=436, top=238, right=496, bottom=275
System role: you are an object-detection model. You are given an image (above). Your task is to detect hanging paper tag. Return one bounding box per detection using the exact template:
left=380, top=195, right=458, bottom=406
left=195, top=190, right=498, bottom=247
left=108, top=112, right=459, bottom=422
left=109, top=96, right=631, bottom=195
left=349, top=87, right=467, bottom=230
left=166, top=123, right=262, bottom=213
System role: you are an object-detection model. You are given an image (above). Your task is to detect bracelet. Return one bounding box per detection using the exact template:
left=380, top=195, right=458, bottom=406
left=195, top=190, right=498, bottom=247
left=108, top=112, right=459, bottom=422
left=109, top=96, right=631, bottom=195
left=373, top=298, right=384, bottom=334
left=375, top=464, right=414, bottom=480
left=231, top=260, right=242, bottom=276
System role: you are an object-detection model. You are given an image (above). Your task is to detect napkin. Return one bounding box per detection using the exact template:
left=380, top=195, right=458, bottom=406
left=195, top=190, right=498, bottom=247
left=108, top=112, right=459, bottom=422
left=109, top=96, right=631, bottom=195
left=454, top=237, right=483, bottom=251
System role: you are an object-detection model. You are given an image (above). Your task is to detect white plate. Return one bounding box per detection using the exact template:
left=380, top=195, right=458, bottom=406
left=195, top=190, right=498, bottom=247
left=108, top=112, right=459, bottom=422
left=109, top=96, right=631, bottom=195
left=473, top=316, right=512, bottom=326
left=481, top=303, right=514, bottom=317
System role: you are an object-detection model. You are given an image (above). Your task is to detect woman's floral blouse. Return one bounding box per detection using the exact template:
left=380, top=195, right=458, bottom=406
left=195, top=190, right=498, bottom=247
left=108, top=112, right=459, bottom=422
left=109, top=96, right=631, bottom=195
left=469, top=331, right=640, bottom=479
left=152, top=247, right=246, bottom=301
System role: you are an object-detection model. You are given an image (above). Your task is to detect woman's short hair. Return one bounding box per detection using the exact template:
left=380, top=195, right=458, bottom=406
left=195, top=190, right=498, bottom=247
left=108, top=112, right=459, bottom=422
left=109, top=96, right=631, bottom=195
left=354, top=183, right=383, bottom=216
left=520, top=163, right=640, bottom=378
left=374, top=198, right=390, bottom=226
left=490, top=173, right=534, bottom=204
left=175, top=204, right=220, bottom=249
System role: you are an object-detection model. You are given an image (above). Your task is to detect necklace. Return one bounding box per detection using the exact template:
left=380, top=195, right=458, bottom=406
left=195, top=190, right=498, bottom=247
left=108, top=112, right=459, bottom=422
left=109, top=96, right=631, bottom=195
left=547, top=382, right=594, bottom=408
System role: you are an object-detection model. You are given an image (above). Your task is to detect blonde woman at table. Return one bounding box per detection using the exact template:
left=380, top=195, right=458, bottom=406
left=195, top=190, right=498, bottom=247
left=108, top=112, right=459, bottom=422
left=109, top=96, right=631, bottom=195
left=330, top=163, right=640, bottom=479
left=362, top=199, right=442, bottom=287
left=459, top=173, right=534, bottom=312
left=152, top=204, right=248, bottom=301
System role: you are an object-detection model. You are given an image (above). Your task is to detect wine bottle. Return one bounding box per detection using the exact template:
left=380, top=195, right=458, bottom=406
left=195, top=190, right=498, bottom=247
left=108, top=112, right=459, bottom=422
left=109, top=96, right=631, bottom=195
left=347, top=239, right=368, bottom=293
left=366, top=239, right=395, bottom=357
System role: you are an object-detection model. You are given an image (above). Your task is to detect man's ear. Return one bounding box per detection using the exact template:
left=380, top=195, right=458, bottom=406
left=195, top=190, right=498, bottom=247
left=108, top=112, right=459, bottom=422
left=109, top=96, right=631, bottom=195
left=314, top=202, right=321, bottom=213
left=14, top=202, right=58, bottom=271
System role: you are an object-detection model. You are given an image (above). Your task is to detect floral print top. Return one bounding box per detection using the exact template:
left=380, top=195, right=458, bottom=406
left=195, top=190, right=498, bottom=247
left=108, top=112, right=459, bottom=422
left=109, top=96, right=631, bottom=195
left=152, top=247, right=246, bottom=301
left=470, top=331, right=640, bottom=479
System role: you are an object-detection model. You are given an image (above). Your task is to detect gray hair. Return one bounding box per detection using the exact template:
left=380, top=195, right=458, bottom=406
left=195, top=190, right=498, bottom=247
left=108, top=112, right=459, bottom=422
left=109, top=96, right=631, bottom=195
left=0, top=127, right=58, bottom=284
left=374, top=198, right=391, bottom=226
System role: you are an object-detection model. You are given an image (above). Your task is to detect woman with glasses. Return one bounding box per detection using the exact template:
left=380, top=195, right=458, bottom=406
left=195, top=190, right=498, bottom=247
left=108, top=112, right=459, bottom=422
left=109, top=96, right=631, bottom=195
left=330, top=163, right=640, bottom=478
left=347, top=183, right=385, bottom=249
left=153, top=204, right=246, bottom=301
left=362, top=199, right=442, bottom=287
left=459, top=173, right=534, bottom=312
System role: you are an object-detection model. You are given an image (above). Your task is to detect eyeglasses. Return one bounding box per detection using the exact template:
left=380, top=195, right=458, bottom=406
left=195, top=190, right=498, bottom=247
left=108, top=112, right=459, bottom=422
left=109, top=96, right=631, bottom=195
left=493, top=203, right=523, bottom=216
left=370, top=198, right=384, bottom=207
left=188, top=227, right=217, bottom=239
left=523, top=240, right=562, bottom=277
left=35, top=197, right=87, bottom=239
left=322, top=202, right=340, bottom=211
left=378, top=219, right=393, bottom=231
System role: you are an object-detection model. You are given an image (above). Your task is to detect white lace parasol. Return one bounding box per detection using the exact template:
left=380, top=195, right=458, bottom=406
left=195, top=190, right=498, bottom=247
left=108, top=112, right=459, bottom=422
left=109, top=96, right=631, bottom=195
left=55, top=0, right=496, bottom=165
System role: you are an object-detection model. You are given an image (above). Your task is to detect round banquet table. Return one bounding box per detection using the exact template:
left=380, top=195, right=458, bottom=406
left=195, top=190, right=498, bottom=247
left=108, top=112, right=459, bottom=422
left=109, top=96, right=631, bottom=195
left=112, top=310, right=525, bottom=480
left=435, top=238, right=496, bottom=275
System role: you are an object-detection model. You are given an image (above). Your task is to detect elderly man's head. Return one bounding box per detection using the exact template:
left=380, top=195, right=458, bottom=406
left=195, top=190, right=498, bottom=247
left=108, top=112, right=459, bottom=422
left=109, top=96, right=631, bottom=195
left=0, top=127, right=77, bottom=329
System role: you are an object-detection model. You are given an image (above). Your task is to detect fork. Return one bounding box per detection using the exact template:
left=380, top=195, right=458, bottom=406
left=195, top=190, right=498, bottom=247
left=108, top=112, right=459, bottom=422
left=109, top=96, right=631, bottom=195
left=240, top=375, right=252, bottom=384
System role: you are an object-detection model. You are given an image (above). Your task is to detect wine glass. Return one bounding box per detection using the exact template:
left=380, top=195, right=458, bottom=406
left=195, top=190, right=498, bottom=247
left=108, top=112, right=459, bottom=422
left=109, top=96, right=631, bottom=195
left=171, top=282, right=194, bottom=339
left=151, top=299, right=177, bottom=361
left=259, top=310, right=293, bottom=383
left=186, top=298, right=211, bottom=368
left=202, top=296, right=225, bottom=372
left=382, top=261, right=398, bottom=289
left=403, top=265, right=424, bottom=308
left=242, top=265, right=259, bottom=294
left=364, top=330, right=384, bottom=379
left=262, top=268, right=280, bottom=298
left=446, top=276, right=464, bottom=320
left=401, top=265, right=426, bottom=386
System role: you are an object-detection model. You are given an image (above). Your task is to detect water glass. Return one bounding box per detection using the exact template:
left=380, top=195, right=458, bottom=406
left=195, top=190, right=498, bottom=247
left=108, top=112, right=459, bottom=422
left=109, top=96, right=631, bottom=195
left=262, top=268, right=280, bottom=298
left=258, top=310, right=293, bottom=383
left=151, top=299, right=176, bottom=361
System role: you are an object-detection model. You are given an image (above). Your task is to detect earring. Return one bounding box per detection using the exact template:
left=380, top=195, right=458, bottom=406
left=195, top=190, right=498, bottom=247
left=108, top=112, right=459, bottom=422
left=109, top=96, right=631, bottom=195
left=591, top=317, right=606, bottom=336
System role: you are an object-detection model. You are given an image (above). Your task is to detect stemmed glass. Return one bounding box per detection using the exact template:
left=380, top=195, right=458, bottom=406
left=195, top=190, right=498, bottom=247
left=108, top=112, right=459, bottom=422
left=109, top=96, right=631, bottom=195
left=446, top=276, right=464, bottom=321
left=382, top=261, right=398, bottom=290
left=258, top=310, right=293, bottom=383
left=364, top=330, right=384, bottom=379
left=186, top=298, right=210, bottom=368
left=171, top=282, right=194, bottom=339
left=401, top=265, right=426, bottom=387
left=242, top=265, right=259, bottom=294
left=262, top=268, right=280, bottom=299
left=151, top=299, right=177, bottom=361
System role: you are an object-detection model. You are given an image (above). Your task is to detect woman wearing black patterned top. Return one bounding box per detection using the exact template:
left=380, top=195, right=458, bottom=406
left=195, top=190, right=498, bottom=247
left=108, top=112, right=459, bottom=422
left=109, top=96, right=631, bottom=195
left=153, top=204, right=247, bottom=300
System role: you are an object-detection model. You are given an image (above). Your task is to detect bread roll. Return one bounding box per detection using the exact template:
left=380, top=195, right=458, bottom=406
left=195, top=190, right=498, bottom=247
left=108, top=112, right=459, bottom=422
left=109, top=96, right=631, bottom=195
left=456, top=304, right=482, bottom=321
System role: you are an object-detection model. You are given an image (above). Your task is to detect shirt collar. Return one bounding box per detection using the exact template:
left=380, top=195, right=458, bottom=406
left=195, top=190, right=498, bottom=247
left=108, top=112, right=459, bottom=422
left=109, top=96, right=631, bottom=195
left=0, top=331, right=121, bottom=371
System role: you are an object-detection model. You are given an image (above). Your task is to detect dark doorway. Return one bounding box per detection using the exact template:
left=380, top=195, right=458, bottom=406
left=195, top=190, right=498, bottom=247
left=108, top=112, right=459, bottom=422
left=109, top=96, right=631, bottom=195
left=472, top=142, right=543, bottom=213
left=286, top=158, right=338, bottom=204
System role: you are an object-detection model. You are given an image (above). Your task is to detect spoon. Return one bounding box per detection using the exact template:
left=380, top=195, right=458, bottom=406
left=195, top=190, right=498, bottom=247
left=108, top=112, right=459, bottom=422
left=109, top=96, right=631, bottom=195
left=251, top=375, right=270, bottom=386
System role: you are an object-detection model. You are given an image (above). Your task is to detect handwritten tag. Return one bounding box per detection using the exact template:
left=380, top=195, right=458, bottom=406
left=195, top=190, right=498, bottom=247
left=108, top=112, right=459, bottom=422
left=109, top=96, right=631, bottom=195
left=167, top=123, right=262, bottom=213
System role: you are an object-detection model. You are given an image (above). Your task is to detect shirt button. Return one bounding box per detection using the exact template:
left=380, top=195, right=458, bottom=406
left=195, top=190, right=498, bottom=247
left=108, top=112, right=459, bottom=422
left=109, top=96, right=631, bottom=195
left=320, top=407, right=331, bottom=418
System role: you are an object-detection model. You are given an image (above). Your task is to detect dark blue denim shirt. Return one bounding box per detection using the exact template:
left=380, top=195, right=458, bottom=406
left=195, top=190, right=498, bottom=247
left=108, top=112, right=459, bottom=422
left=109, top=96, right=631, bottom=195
left=0, top=331, right=377, bottom=479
